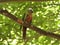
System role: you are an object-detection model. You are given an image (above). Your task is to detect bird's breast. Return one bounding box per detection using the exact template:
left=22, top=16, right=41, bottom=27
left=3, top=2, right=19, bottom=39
left=25, top=15, right=32, bottom=22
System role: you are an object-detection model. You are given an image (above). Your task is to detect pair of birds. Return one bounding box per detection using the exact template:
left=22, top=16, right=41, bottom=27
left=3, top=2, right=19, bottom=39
left=21, top=8, right=33, bottom=40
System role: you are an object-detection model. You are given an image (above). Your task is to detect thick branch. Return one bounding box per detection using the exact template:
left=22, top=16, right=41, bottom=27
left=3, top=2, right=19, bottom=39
left=0, top=0, right=54, bottom=3
left=0, top=9, right=60, bottom=40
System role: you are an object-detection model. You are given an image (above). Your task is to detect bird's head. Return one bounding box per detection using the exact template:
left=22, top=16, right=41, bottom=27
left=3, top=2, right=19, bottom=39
left=28, top=8, right=33, bottom=13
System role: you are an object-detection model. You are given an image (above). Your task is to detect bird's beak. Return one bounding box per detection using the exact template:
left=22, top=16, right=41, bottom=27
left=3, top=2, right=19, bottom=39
left=31, top=10, right=33, bottom=13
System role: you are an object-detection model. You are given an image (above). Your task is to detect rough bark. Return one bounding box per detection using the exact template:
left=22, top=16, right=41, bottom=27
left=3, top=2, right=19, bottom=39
left=0, top=0, right=54, bottom=3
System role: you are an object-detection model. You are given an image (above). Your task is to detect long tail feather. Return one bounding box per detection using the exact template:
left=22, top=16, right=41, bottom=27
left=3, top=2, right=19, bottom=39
left=23, top=26, right=27, bottom=40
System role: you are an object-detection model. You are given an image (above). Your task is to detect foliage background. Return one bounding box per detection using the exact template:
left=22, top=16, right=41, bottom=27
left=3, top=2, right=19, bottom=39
left=0, top=1, right=60, bottom=45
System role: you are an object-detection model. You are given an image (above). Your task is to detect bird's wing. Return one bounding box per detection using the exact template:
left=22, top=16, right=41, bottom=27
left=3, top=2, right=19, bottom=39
left=20, top=13, right=26, bottom=30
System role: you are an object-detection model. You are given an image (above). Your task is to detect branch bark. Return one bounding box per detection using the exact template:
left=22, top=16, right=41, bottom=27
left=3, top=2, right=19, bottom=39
left=0, top=9, right=60, bottom=40
left=0, top=0, right=54, bottom=3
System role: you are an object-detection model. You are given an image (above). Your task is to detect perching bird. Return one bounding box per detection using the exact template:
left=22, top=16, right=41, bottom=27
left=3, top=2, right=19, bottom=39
left=22, top=8, right=33, bottom=40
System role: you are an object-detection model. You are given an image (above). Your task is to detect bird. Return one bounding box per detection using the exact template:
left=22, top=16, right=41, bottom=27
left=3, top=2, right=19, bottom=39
left=22, top=8, right=33, bottom=40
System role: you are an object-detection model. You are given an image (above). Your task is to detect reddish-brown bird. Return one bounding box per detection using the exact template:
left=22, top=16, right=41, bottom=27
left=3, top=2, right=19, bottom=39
left=22, top=8, right=33, bottom=40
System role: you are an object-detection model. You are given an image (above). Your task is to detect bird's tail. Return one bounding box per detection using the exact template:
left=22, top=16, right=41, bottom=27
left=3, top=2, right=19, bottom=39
left=23, top=26, right=27, bottom=40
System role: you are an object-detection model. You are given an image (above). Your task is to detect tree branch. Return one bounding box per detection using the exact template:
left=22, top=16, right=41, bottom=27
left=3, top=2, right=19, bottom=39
left=0, top=0, right=54, bottom=3
left=0, top=9, right=60, bottom=40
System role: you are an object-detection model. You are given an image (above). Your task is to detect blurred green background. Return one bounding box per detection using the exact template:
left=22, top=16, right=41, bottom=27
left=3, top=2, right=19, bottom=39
left=0, top=1, right=60, bottom=45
